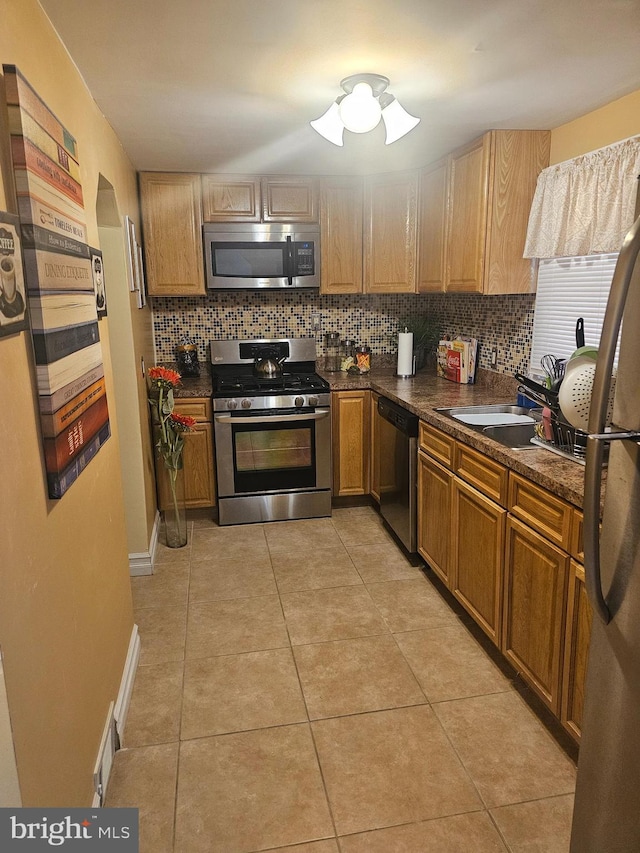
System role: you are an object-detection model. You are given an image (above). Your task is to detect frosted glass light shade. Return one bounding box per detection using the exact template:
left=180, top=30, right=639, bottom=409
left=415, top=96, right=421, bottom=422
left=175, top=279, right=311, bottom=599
left=310, top=101, right=344, bottom=146
left=381, top=98, right=421, bottom=144
left=338, top=82, right=382, bottom=133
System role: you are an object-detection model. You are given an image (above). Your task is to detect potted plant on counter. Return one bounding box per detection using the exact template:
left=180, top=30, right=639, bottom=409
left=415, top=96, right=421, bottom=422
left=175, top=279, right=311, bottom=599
left=148, top=366, right=196, bottom=548
left=396, top=314, right=442, bottom=370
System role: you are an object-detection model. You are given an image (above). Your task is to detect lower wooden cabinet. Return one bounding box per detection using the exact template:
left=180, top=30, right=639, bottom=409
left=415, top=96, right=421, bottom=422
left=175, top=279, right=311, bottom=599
left=561, top=560, right=592, bottom=741
left=502, top=515, right=570, bottom=715
left=417, top=450, right=453, bottom=587
left=452, top=477, right=506, bottom=645
left=331, top=390, right=370, bottom=496
left=370, top=392, right=400, bottom=504
left=156, top=398, right=216, bottom=510
left=417, top=419, right=589, bottom=741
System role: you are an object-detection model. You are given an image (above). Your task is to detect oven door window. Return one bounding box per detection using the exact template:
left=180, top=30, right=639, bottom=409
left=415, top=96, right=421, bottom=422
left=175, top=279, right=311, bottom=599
left=212, top=242, right=287, bottom=279
left=232, top=419, right=316, bottom=493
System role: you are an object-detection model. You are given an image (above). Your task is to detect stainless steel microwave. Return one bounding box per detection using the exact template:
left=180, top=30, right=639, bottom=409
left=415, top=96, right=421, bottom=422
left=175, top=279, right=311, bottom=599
left=203, top=222, right=320, bottom=290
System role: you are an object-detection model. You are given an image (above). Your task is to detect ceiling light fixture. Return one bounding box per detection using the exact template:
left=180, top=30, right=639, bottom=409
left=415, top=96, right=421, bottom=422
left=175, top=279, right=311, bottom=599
left=310, top=73, right=420, bottom=146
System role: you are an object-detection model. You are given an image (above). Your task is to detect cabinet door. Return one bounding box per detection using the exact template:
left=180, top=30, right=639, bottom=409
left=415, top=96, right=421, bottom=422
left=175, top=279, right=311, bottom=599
left=364, top=171, right=418, bottom=293
left=561, top=560, right=592, bottom=742
left=446, top=136, right=490, bottom=293
left=157, top=423, right=216, bottom=509
left=261, top=177, right=318, bottom=222
left=332, top=391, right=370, bottom=497
left=503, top=515, right=570, bottom=714
left=484, top=130, right=550, bottom=295
left=320, top=176, right=363, bottom=293
left=139, top=172, right=205, bottom=296
left=418, top=451, right=453, bottom=588
left=371, top=392, right=400, bottom=504
left=201, top=175, right=261, bottom=222
left=418, top=159, right=447, bottom=293
left=452, top=477, right=505, bottom=645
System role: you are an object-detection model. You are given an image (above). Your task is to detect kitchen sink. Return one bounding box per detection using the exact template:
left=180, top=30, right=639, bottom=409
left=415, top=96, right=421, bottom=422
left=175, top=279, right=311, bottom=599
left=435, top=404, right=541, bottom=449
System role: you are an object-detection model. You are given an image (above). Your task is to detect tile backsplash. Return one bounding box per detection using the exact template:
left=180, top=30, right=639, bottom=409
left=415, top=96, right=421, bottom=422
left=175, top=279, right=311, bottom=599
left=151, top=291, right=536, bottom=377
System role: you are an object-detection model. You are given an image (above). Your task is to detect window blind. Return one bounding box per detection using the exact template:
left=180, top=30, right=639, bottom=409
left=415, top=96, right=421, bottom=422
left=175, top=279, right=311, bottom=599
left=529, top=253, right=620, bottom=377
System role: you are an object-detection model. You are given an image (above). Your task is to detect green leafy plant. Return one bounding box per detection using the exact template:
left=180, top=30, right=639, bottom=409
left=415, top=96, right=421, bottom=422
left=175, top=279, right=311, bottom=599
left=395, top=315, right=442, bottom=368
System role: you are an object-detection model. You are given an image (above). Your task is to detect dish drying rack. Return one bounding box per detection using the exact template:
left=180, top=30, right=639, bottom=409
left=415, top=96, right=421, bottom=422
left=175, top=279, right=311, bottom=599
left=531, top=416, right=590, bottom=464
left=515, top=373, right=596, bottom=465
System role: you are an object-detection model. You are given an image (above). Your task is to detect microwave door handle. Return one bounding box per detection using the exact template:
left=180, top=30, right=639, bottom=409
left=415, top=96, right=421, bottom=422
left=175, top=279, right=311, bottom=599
left=285, top=235, right=294, bottom=286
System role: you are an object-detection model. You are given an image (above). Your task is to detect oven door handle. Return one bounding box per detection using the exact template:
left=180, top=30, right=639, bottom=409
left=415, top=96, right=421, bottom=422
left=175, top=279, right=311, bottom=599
left=215, top=408, right=331, bottom=425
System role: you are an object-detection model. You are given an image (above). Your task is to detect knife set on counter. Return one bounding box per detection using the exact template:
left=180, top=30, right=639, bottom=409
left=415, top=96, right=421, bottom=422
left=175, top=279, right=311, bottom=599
left=436, top=337, right=478, bottom=384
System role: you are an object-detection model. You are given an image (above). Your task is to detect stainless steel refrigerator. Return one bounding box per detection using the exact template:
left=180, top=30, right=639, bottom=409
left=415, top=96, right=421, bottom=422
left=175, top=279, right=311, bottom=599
left=570, top=197, right=640, bottom=851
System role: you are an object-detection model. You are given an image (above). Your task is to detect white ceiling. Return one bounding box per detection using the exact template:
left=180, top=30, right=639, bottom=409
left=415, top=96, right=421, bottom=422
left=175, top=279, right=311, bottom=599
left=39, top=0, right=640, bottom=175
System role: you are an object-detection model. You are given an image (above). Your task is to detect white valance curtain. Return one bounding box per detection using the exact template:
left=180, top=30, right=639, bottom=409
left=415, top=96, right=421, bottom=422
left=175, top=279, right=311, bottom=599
left=523, top=135, right=640, bottom=259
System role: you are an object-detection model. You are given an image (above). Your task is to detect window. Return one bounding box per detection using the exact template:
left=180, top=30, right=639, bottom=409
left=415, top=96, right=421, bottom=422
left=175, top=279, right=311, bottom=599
left=529, top=252, right=620, bottom=377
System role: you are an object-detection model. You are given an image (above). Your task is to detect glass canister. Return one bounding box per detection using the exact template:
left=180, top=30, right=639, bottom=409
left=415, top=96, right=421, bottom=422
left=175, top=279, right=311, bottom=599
left=340, top=339, right=355, bottom=372
left=176, top=335, right=200, bottom=378
left=355, top=344, right=371, bottom=373
left=325, top=332, right=341, bottom=372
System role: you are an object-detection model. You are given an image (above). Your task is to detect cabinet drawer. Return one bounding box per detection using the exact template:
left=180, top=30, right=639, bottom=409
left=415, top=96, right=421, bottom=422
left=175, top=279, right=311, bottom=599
left=508, top=473, right=572, bottom=551
left=419, top=422, right=455, bottom=468
left=173, top=398, right=212, bottom=422
left=454, top=443, right=507, bottom=506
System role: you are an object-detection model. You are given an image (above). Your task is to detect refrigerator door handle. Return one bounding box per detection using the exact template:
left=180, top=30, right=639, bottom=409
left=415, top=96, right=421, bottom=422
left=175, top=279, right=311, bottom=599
left=584, top=209, right=640, bottom=625
left=585, top=430, right=640, bottom=624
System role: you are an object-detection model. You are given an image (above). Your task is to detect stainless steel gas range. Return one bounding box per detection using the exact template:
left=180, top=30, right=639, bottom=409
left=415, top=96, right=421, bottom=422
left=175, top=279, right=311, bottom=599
left=210, top=337, right=332, bottom=525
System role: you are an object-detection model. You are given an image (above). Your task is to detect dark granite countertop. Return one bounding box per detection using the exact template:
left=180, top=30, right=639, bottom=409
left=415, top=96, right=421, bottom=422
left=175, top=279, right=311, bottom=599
left=169, top=361, right=591, bottom=511
left=318, top=366, right=590, bottom=511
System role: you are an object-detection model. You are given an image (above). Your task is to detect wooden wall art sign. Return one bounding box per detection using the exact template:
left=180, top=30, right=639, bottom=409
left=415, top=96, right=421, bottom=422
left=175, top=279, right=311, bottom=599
left=4, top=65, right=111, bottom=499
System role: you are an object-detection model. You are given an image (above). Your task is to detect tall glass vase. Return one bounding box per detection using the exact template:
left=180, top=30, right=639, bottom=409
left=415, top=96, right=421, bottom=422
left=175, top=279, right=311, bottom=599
left=161, top=458, right=188, bottom=548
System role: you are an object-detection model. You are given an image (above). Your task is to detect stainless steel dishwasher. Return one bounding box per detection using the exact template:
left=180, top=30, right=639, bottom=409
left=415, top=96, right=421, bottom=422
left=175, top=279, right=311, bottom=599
left=377, top=396, right=419, bottom=553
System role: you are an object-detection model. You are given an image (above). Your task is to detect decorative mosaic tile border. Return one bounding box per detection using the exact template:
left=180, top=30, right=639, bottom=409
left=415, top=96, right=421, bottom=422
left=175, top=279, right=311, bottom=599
left=151, top=291, right=535, bottom=378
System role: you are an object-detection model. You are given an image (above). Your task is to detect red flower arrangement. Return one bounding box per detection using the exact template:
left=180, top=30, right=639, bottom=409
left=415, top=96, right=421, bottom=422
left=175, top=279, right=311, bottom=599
left=148, top=366, right=196, bottom=545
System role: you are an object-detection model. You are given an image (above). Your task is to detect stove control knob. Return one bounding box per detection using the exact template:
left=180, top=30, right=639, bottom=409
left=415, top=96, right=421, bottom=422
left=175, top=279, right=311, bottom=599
left=241, top=398, right=252, bottom=409
left=227, top=399, right=238, bottom=410
left=294, top=396, right=304, bottom=408
left=308, top=395, right=319, bottom=407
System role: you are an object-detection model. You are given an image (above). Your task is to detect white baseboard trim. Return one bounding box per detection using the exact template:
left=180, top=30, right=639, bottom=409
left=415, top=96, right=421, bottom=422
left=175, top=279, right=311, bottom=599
left=0, top=653, right=21, bottom=807
left=113, top=624, right=140, bottom=743
left=128, top=511, right=160, bottom=576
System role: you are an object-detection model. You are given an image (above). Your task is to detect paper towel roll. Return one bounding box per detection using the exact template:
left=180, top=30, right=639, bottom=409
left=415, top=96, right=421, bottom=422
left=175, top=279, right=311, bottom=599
left=397, top=331, right=414, bottom=376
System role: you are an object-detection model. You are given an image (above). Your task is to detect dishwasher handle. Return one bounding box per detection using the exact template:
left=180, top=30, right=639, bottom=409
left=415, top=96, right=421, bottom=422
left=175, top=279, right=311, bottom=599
left=378, top=396, right=419, bottom=437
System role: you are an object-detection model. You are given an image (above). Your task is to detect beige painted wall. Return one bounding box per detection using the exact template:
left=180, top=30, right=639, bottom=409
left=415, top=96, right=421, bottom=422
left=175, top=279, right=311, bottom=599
left=0, top=0, right=148, bottom=805
left=550, top=88, right=640, bottom=164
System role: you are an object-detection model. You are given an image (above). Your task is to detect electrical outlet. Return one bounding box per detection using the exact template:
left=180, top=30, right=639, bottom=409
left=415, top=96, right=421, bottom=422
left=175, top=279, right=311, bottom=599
left=311, top=313, right=321, bottom=331
left=490, top=347, right=498, bottom=369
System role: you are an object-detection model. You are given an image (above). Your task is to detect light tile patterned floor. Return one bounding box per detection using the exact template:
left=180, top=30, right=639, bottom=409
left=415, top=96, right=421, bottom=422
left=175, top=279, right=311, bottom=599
left=107, top=506, right=576, bottom=853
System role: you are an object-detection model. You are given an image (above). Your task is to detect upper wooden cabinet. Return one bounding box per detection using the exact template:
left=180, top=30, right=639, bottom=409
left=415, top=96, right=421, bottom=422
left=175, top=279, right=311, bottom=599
left=364, top=171, right=418, bottom=293
left=201, top=175, right=261, bottom=222
left=417, top=130, right=550, bottom=295
left=201, top=175, right=318, bottom=223
left=320, top=176, right=364, bottom=294
left=261, top=177, right=317, bottom=222
left=446, top=130, right=550, bottom=294
left=417, top=159, right=448, bottom=293
left=139, top=172, right=205, bottom=296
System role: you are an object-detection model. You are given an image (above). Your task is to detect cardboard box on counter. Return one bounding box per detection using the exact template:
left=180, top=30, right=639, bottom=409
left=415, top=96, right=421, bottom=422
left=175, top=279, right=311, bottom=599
left=437, top=337, right=478, bottom=384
